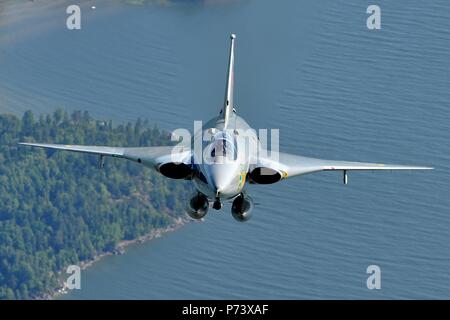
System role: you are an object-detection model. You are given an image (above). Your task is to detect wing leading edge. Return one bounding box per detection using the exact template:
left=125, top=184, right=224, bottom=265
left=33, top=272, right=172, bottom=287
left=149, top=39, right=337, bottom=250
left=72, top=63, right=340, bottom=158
left=278, top=152, right=433, bottom=176
left=18, top=142, right=191, bottom=172
left=251, top=151, right=433, bottom=184
left=18, top=142, right=126, bottom=157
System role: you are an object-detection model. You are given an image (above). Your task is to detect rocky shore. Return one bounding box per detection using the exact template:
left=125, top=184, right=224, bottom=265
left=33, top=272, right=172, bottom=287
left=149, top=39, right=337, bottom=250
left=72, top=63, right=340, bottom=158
left=37, top=216, right=190, bottom=300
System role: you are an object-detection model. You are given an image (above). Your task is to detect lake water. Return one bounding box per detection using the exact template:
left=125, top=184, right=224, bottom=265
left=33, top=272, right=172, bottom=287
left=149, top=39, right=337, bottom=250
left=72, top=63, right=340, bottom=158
left=1, top=0, right=449, bottom=299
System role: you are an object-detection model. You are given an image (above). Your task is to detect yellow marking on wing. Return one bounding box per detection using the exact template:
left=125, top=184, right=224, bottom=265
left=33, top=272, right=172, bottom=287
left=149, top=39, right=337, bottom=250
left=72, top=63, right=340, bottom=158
left=241, top=172, right=246, bottom=185
left=238, top=172, right=246, bottom=188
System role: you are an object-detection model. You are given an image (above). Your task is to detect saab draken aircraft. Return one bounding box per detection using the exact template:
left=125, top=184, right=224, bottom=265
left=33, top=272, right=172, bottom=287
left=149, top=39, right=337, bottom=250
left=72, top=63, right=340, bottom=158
left=20, top=34, right=432, bottom=222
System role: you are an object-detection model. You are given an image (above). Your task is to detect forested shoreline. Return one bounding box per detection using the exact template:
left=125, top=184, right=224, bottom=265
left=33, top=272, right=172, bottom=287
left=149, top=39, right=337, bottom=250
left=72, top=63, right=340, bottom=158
left=0, top=109, right=189, bottom=299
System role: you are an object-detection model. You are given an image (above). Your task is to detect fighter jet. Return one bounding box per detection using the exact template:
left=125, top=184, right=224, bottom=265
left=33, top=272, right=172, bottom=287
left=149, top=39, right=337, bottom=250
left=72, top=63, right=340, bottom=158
left=20, top=34, right=432, bottom=222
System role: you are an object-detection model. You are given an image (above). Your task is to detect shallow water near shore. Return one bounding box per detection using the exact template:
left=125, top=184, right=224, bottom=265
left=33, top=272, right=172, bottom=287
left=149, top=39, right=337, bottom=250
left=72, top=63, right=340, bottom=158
left=1, top=0, right=449, bottom=299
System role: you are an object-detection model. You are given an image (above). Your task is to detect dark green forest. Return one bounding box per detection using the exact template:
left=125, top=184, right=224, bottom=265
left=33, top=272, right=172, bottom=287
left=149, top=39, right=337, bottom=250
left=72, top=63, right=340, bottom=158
left=0, top=110, right=189, bottom=299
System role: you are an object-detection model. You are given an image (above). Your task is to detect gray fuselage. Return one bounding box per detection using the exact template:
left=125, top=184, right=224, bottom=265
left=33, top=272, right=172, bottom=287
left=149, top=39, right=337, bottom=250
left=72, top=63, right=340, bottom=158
left=191, top=112, right=258, bottom=202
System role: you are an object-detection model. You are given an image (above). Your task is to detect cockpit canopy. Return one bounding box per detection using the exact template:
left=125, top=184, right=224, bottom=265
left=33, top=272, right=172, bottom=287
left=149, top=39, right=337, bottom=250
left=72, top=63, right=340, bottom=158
left=209, top=131, right=237, bottom=160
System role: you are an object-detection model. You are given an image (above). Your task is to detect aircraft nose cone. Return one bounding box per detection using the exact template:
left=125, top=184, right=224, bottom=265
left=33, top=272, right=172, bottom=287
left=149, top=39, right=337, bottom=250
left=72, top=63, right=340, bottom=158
left=209, top=164, right=235, bottom=196
left=211, top=171, right=227, bottom=193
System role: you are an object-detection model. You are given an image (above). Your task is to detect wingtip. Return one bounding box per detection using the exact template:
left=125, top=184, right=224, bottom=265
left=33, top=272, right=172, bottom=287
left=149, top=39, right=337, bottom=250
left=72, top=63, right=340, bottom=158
left=416, top=166, right=434, bottom=170
left=18, top=142, right=40, bottom=147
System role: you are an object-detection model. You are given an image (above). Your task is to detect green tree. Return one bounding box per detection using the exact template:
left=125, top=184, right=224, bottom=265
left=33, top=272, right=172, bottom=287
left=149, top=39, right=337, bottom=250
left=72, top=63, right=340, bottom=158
left=0, top=110, right=190, bottom=299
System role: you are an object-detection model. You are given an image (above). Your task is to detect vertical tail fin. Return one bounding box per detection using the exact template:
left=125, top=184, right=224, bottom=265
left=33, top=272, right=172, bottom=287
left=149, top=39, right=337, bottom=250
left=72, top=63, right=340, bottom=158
left=223, top=34, right=236, bottom=128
